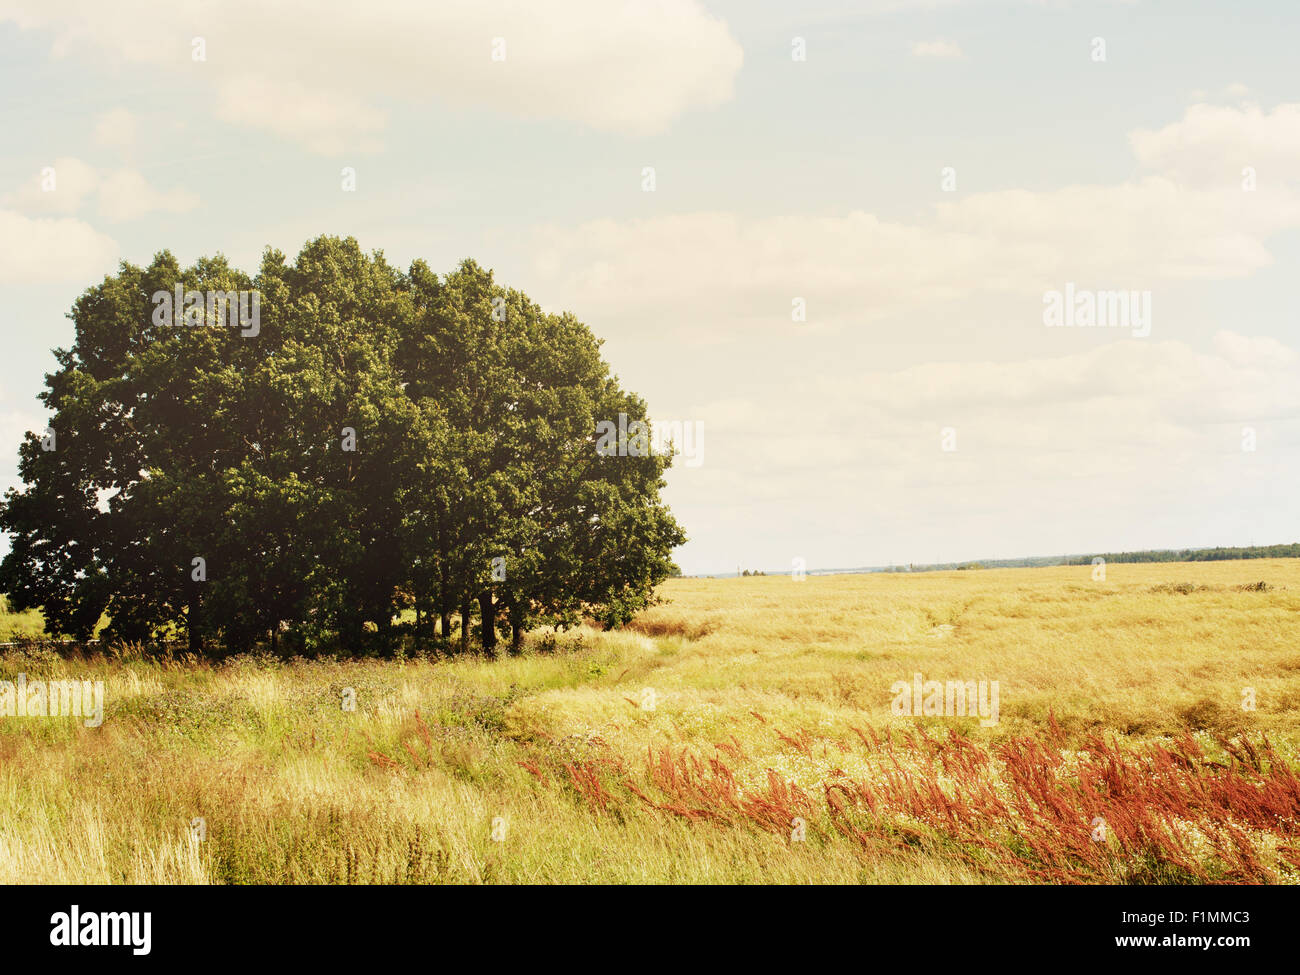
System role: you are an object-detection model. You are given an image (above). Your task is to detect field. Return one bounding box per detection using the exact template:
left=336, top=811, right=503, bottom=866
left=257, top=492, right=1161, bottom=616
left=2, top=559, right=1299, bottom=885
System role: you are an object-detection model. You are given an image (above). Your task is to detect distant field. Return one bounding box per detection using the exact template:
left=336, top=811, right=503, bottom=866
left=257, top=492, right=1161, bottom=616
left=0, top=596, right=46, bottom=642
left=2, top=559, right=1298, bottom=884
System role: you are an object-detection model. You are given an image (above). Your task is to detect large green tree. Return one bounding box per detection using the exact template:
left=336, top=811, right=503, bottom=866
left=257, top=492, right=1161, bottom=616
left=0, top=237, right=685, bottom=656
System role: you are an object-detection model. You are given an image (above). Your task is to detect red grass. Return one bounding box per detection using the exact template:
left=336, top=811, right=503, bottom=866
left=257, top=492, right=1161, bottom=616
left=516, top=759, right=549, bottom=787
left=367, top=708, right=1300, bottom=883
left=556, top=717, right=1299, bottom=883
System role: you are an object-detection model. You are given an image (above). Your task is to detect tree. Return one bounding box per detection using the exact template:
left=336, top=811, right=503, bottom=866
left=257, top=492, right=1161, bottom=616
left=0, top=237, right=685, bottom=656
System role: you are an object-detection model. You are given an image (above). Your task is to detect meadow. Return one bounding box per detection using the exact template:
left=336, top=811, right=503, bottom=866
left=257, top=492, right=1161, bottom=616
left=2, top=559, right=1298, bottom=885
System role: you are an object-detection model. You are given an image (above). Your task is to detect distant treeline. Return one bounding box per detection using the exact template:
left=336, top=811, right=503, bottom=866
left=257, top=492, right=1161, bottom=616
left=734, top=542, right=1300, bottom=578
left=1060, top=543, right=1300, bottom=566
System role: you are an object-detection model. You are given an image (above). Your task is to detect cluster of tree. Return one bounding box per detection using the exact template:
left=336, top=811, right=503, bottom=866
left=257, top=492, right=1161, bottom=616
left=739, top=569, right=766, bottom=577
left=0, top=237, right=685, bottom=657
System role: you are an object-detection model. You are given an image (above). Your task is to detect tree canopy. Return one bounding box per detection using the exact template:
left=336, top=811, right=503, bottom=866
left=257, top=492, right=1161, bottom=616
left=0, top=236, right=686, bottom=656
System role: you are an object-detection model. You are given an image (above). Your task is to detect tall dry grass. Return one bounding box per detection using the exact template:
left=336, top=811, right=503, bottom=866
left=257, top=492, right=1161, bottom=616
left=1, top=559, right=1298, bottom=883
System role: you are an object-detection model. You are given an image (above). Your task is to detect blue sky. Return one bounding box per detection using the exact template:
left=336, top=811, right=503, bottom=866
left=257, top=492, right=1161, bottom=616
left=1, top=0, right=1298, bottom=574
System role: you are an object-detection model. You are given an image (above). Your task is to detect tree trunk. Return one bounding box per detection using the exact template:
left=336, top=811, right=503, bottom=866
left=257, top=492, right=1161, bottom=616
left=509, top=596, right=525, bottom=656
left=187, top=589, right=202, bottom=654
left=459, top=595, right=472, bottom=655
left=437, top=565, right=451, bottom=642
left=479, top=591, right=496, bottom=655
left=341, top=613, right=363, bottom=655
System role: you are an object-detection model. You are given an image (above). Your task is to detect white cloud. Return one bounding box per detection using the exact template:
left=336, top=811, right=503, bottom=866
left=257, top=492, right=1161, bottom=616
left=2, top=157, right=198, bottom=222
left=933, top=177, right=1296, bottom=280
left=526, top=103, right=1300, bottom=340
left=1, top=157, right=99, bottom=214
left=690, top=335, right=1299, bottom=468
left=213, top=77, right=387, bottom=156
left=526, top=181, right=1295, bottom=339
left=0, top=209, right=118, bottom=283
left=92, top=107, right=138, bottom=152
left=96, top=170, right=199, bottom=222
left=911, top=38, right=963, bottom=58
left=661, top=334, right=1300, bottom=570
left=507, top=99, right=1300, bottom=569
left=2, top=0, right=745, bottom=152
left=1210, top=330, right=1296, bottom=369
left=1130, top=102, right=1300, bottom=188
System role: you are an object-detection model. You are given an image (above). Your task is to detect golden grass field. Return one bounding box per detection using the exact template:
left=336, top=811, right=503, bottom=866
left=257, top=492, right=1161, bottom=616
left=2, top=559, right=1299, bottom=884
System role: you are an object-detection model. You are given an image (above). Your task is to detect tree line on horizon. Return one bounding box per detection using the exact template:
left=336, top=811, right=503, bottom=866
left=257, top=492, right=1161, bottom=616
left=0, top=236, right=685, bottom=657
left=1062, top=543, right=1300, bottom=566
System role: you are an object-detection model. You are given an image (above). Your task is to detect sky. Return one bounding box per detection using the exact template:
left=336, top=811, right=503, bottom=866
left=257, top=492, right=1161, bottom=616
left=0, top=0, right=1297, bottom=576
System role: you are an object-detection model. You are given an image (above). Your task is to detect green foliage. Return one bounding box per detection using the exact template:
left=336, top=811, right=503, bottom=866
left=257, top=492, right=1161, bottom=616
left=0, top=237, right=685, bottom=657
